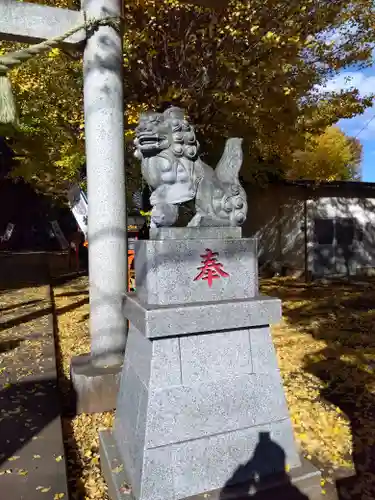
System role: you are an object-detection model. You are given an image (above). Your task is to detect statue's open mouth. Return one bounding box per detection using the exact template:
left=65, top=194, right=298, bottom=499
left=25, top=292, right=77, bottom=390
left=138, top=134, right=167, bottom=149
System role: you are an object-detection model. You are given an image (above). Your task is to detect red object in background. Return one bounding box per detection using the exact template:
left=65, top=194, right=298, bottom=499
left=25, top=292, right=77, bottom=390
left=193, top=249, right=229, bottom=288
left=128, top=249, right=135, bottom=292
left=128, top=229, right=139, bottom=240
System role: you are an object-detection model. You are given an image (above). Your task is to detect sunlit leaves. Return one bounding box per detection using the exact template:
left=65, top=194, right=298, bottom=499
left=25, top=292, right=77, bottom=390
left=1, top=0, right=374, bottom=195
left=262, top=277, right=375, bottom=497
left=121, top=0, right=374, bottom=180
left=288, top=126, right=363, bottom=181
left=0, top=0, right=83, bottom=197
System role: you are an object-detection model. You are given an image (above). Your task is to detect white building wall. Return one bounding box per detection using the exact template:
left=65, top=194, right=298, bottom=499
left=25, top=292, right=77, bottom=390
left=279, top=200, right=305, bottom=270
left=244, top=187, right=306, bottom=271
left=307, top=196, right=375, bottom=273
left=308, top=197, right=375, bottom=223
left=245, top=185, right=375, bottom=275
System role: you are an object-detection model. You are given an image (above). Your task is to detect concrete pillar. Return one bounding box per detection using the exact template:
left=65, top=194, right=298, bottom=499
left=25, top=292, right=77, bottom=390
left=81, top=0, right=127, bottom=367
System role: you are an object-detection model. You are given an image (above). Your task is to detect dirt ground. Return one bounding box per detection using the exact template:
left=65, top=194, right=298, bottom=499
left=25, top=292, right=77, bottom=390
left=52, top=276, right=375, bottom=500
left=261, top=277, right=375, bottom=499
left=0, top=285, right=68, bottom=500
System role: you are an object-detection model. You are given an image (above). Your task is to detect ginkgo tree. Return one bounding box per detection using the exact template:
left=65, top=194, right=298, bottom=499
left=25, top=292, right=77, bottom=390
left=287, top=126, right=363, bottom=181
left=0, top=0, right=374, bottom=197
left=122, top=0, right=374, bottom=173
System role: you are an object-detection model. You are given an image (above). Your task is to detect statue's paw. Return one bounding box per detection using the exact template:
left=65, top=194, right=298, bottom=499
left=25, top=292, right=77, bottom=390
left=219, top=191, right=247, bottom=226
left=231, top=195, right=247, bottom=225
left=232, top=211, right=246, bottom=225
left=232, top=194, right=245, bottom=210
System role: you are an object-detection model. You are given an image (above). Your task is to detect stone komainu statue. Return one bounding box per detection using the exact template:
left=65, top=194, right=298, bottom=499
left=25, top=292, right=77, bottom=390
left=134, top=106, right=247, bottom=228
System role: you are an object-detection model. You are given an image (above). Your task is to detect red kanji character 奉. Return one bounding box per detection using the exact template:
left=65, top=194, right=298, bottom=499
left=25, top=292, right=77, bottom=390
left=193, top=249, right=229, bottom=288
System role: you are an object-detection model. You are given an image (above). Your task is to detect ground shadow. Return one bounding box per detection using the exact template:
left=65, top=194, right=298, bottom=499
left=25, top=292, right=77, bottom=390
left=49, top=284, right=85, bottom=499
left=305, top=353, right=375, bottom=499
left=0, top=260, right=86, bottom=498
left=51, top=270, right=88, bottom=287
left=261, top=277, right=375, bottom=499
left=0, top=299, right=42, bottom=314
left=0, top=270, right=50, bottom=291
left=0, top=252, right=86, bottom=291
left=0, top=252, right=50, bottom=291
left=55, top=290, right=89, bottom=298
left=0, top=338, right=23, bottom=354
left=219, top=432, right=309, bottom=500
left=0, top=297, right=88, bottom=333
left=0, top=377, right=60, bottom=466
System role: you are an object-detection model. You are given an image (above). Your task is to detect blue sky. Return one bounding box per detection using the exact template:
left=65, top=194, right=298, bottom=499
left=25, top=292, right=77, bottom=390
left=322, top=64, right=375, bottom=181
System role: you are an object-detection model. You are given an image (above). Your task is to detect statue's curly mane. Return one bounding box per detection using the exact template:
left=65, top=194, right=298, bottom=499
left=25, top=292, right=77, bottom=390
left=161, top=108, right=200, bottom=162
left=134, top=107, right=200, bottom=162
left=134, top=105, right=247, bottom=228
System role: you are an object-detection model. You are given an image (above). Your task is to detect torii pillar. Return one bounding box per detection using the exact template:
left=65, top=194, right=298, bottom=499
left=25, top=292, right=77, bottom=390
left=0, top=0, right=127, bottom=412
left=0, top=0, right=230, bottom=413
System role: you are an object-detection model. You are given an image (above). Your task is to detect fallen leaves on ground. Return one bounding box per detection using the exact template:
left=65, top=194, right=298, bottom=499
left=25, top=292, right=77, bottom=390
left=54, top=275, right=375, bottom=499
left=0, top=286, right=49, bottom=380
left=262, top=277, right=375, bottom=498
left=53, top=277, right=113, bottom=500
left=0, top=283, right=67, bottom=496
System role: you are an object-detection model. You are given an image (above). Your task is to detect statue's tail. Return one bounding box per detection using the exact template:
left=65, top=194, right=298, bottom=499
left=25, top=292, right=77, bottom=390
left=215, top=138, right=247, bottom=226
left=215, top=137, right=243, bottom=185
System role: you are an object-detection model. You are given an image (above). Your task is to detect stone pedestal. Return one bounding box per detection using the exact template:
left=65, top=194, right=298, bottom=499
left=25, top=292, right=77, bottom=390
left=100, top=228, right=323, bottom=500
left=70, top=354, right=122, bottom=414
left=70, top=241, right=138, bottom=414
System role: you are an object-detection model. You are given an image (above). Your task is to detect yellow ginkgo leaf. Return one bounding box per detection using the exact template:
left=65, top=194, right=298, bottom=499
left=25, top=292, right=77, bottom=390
left=48, top=48, right=61, bottom=58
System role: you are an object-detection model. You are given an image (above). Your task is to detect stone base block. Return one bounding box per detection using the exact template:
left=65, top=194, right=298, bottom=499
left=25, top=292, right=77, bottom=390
left=70, top=354, right=122, bottom=414
left=134, top=237, right=258, bottom=306
left=99, top=430, right=325, bottom=500
left=149, top=227, right=242, bottom=240
left=107, top=322, right=301, bottom=500
left=123, top=293, right=281, bottom=338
